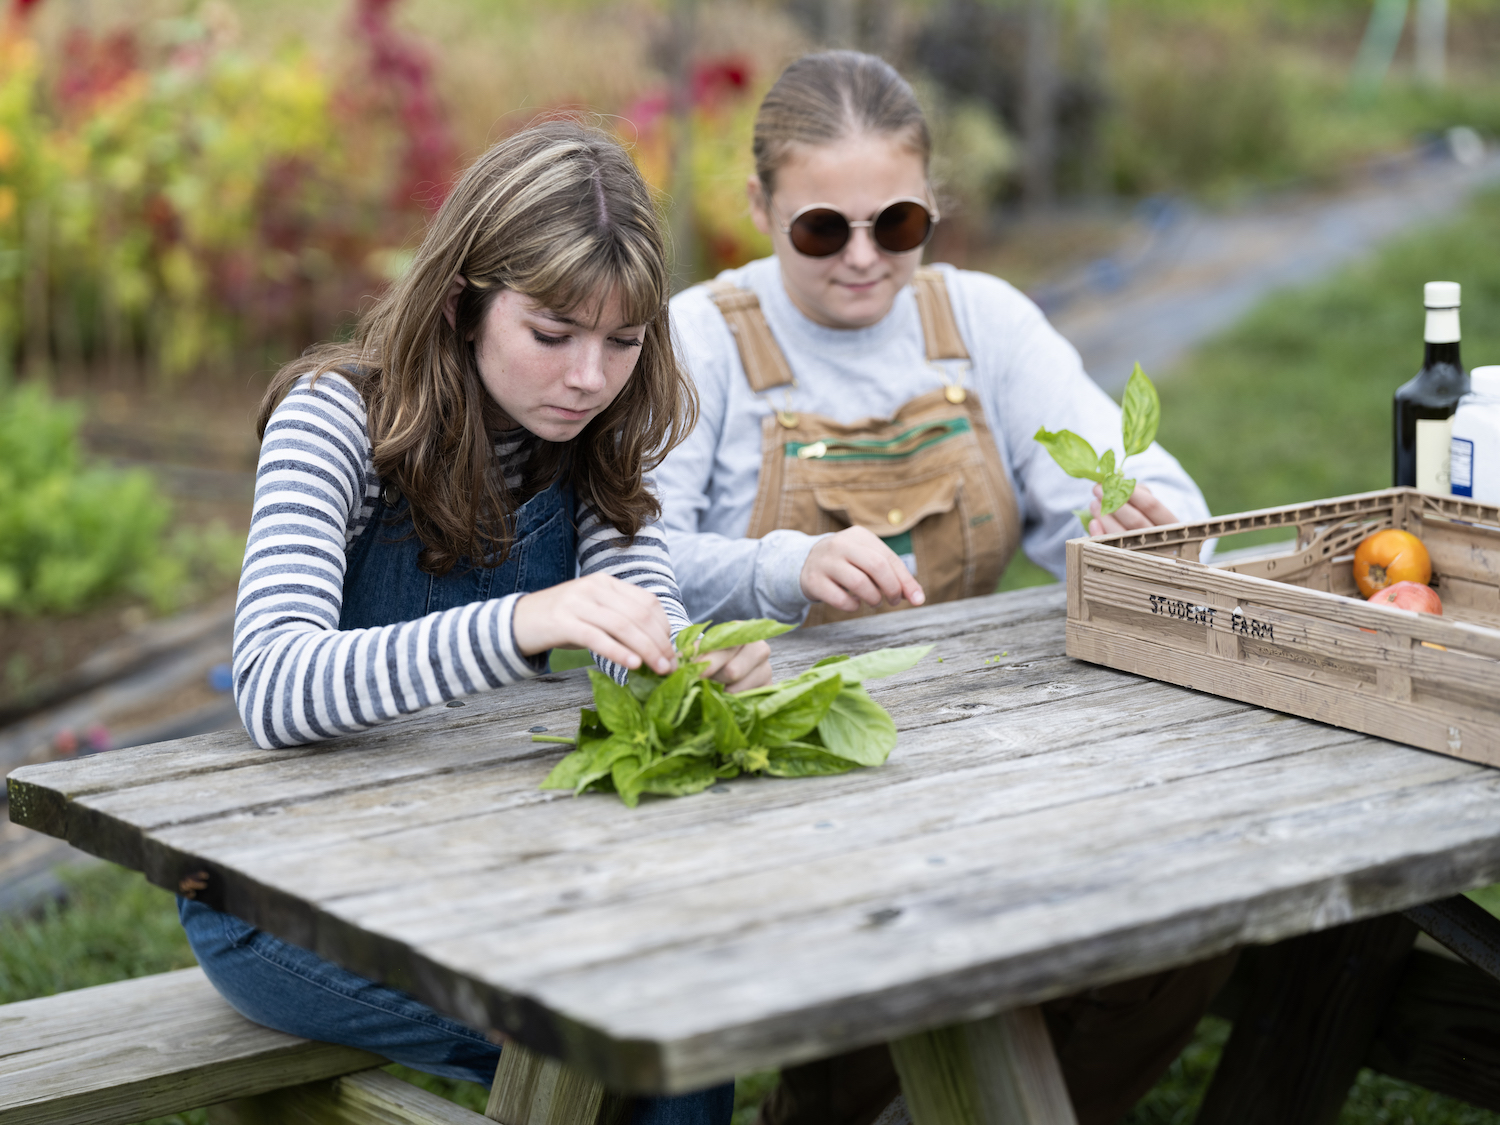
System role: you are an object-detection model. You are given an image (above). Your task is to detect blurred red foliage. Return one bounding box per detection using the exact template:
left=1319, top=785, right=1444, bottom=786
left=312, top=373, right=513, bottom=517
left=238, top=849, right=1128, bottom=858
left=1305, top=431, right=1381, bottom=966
left=351, top=0, right=455, bottom=210
left=55, top=28, right=137, bottom=114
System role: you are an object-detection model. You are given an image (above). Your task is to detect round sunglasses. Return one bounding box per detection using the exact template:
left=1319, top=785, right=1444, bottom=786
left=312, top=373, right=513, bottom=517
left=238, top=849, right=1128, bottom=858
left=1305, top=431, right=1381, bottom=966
left=771, top=196, right=939, bottom=258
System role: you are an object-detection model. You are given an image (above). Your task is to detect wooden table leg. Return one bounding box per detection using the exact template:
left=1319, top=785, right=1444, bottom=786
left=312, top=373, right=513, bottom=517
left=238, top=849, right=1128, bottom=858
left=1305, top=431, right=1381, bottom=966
left=890, top=1006, right=1078, bottom=1125
left=486, top=1040, right=629, bottom=1125
left=1196, top=913, right=1417, bottom=1125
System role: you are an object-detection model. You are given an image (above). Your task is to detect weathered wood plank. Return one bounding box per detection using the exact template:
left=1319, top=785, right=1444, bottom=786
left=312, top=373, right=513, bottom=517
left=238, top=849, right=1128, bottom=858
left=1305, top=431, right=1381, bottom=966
left=890, top=1006, right=1076, bottom=1125
left=111, top=679, right=1256, bottom=923
left=204, top=1068, right=491, bottom=1125
left=1195, top=914, right=1417, bottom=1125
left=0, top=968, right=381, bottom=1125
left=1068, top=618, right=1500, bottom=765
left=486, top=1041, right=628, bottom=1125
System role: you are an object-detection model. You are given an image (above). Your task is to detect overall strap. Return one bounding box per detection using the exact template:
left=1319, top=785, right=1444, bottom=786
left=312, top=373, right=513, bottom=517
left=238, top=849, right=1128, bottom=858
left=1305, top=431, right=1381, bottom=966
left=910, top=266, right=970, bottom=362
left=707, top=267, right=970, bottom=394
left=707, top=281, right=797, bottom=393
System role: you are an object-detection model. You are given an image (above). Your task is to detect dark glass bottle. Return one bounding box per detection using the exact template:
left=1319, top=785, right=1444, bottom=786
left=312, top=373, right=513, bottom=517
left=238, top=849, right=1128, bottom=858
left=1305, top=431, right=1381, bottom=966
left=1394, top=281, right=1467, bottom=492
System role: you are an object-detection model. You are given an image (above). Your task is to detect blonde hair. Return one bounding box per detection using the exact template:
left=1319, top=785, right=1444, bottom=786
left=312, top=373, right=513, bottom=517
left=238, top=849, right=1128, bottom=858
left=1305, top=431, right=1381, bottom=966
left=260, top=120, right=696, bottom=576
left=753, top=51, right=931, bottom=196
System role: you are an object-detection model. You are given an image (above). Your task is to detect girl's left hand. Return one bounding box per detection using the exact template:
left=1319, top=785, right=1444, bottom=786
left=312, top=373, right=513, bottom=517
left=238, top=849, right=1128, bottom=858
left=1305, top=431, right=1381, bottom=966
left=1087, top=483, right=1180, bottom=536
left=697, top=641, right=773, bottom=693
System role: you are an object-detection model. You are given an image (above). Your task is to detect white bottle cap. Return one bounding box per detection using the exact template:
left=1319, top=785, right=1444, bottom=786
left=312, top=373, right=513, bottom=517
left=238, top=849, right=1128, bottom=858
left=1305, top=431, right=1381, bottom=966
left=1471, top=366, right=1500, bottom=397
left=1425, top=281, right=1461, bottom=308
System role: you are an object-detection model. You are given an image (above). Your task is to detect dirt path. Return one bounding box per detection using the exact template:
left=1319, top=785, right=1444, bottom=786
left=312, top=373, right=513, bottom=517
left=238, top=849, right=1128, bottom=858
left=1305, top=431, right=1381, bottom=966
left=1047, top=149, right=1500, bottom=393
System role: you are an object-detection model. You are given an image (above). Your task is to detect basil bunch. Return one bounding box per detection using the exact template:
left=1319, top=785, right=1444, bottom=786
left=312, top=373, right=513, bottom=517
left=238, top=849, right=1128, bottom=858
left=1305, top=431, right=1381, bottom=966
left=539, top=619, right=932, bottom=807
left=1035, top=363, right=1161, bottom=526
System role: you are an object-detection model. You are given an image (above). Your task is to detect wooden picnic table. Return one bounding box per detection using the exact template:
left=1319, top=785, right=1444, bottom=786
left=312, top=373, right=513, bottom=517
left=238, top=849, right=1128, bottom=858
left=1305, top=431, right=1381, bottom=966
left=10, top=584, right=1500, bottom=1123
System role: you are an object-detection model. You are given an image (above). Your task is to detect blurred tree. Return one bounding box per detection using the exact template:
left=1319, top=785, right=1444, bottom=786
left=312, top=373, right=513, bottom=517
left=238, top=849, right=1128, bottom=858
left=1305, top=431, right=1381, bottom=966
left=1415, top=0, right=1448, bottom=87
left=1351, top=0, right=1410, bottom=95
left=1022, top=0, right=1059, bottom=211
left=909, top=0, right=1105, bottom=210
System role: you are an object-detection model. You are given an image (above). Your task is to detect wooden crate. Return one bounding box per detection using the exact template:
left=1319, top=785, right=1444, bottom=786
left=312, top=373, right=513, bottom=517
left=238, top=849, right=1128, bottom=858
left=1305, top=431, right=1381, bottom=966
left=1065, top=487, right=1500, bottom=767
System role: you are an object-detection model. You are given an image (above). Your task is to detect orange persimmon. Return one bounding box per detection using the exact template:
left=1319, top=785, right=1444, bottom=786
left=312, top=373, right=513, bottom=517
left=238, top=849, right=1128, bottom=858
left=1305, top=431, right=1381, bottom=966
left=1353, top=529, right=1431, bottom=598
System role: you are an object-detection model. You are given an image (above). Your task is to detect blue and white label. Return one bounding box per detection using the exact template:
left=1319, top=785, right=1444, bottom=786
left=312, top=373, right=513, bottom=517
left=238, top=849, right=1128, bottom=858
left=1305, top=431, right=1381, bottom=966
left=1452, top=436, right=1475, bottom=497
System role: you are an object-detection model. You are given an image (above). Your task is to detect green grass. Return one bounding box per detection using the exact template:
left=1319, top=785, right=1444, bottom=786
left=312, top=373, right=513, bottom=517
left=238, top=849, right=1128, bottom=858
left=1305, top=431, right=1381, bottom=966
left=1156, top=188, right=1500, bottom=518
left=1003, top=185, right=1500, bottom=568
left=7, top=863, right=1500, bottom=1123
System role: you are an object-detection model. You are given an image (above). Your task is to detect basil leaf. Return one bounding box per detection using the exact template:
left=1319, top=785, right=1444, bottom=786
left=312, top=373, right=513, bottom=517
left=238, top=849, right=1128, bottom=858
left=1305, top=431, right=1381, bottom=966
left=817, top=685, right=898, bottom=766
left=757, top=673, right=843, bottom=744
left=625, top=668, right=662, bottom=703
left=569, top=733, right=643, bottom=795
left=812, top=654, right=851, bottom=668
left=732, top=667, right=826, bottom=699
left=578, top=707, right=605, bottom=738
left=664, top=725, right=718, bottom=758
left=1034, top=427, right=1104, bottom=483
left=1099, top=448, right=1116, bottom=476
left=1100, top=473, right=1137, bottom=516
left=539, top=747, right=595, bottom=790
left=673, top=682, right=702, bottom=729
left=733, top=745, right=771, bottom=773
left=611, top=754, right=644, bottom=806
left=1121, top=363, right=1160, bottom=457
left=831, top=644, right=933, bottom=683
left=763, top=743, right=858, bottom=778
left=701, top=684, right=747, bottom=751
left=673, top=622, right=708, bottom=656
left=625, top=755, right=719, bottom=803
left=589, top=669, right=645, bottom=736
left=697, top=618, right=797, bottom=653
left=645, top=664, right=700, bottom=740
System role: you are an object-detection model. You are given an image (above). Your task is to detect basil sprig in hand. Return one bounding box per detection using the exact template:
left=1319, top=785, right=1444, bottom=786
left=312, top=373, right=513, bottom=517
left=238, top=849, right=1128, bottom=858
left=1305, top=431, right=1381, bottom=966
left=539, top=619, right=932, bottom=807
left=1035, top=363, right=1161, bottom=529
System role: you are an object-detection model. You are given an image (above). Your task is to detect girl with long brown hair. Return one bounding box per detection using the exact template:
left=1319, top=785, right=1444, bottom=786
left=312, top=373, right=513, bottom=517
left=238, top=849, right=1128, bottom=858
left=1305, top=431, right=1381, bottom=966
left=179, top=120, right=758, bottom=1122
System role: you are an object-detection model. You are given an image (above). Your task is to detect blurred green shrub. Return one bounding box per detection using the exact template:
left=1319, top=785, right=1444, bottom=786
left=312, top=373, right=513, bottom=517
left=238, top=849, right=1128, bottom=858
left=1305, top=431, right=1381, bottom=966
left=0, top=378, right=242, bottom=616
left=1108, top=48, right=1295, bottom=198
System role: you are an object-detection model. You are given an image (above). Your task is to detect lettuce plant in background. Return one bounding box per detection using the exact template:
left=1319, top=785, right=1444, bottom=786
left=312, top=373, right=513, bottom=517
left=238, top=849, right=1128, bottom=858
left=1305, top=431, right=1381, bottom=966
left=0, top=377, right=242, bottom=615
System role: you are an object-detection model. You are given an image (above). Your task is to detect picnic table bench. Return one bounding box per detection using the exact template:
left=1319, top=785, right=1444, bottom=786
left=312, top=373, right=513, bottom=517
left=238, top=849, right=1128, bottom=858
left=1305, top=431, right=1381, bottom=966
left=9, top=584, right=1500, bottom=1124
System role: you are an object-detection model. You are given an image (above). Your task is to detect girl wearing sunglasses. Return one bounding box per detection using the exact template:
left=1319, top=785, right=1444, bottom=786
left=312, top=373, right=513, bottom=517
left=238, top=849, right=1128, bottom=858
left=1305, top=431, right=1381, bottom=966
left=654, top=51, right=1232, bottom=1125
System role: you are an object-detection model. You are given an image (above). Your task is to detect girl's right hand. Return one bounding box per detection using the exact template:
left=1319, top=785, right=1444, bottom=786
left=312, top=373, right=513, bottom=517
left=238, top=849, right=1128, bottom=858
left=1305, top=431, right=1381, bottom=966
left=513, top=575, right=678, bottom=675
left=800, top=526, right=925, bottom=613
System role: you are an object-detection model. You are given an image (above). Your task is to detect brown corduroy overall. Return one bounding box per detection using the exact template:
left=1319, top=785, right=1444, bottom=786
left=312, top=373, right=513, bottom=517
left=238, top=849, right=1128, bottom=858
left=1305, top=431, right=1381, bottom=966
left=708, top=268, right=1022, bottom=627
left=708, top=269, right=1239, bottom=1125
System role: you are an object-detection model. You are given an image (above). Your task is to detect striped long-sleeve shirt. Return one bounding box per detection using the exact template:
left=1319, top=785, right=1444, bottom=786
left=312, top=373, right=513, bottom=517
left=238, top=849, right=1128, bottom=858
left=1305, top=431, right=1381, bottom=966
left=233, top=371, right=690, bottom=749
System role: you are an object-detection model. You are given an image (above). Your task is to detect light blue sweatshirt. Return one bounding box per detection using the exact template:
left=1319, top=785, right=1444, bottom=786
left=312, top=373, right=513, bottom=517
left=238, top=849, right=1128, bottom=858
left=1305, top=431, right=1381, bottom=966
left=656, top=256, right=1209, bottom=624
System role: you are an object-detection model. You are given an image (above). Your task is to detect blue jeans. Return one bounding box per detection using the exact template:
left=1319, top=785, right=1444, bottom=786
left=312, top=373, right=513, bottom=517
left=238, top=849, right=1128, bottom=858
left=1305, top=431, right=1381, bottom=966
left=179, top=898, right=733, bottom=1123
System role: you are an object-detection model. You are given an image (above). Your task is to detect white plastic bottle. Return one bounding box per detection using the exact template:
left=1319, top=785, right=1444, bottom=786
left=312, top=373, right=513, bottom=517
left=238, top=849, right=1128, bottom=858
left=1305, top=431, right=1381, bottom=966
left=1450, top=366, right=1500, bottom=505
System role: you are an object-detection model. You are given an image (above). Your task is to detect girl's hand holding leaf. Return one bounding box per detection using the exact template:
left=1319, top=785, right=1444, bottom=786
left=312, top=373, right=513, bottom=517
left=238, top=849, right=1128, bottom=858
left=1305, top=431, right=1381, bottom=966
left=513, top=574, right=678, bottom=675
left=1085, top=482, right=1180, bottom=537
left=698, top=641, right=774, bottom=693
left=1034, top=363, right=1178, bottom=535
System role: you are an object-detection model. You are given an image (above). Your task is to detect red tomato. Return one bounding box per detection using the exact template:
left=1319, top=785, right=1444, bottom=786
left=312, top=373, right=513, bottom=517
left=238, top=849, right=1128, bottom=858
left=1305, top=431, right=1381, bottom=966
left=1353, top=529, right=1431, bottom=598
left=1367, top=581, right=1443, bottom=615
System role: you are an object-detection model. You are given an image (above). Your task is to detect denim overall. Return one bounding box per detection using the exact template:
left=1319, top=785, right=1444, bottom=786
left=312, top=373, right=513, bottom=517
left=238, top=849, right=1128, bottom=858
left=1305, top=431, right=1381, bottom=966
left=180, top=479, right=733, bottom=1123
